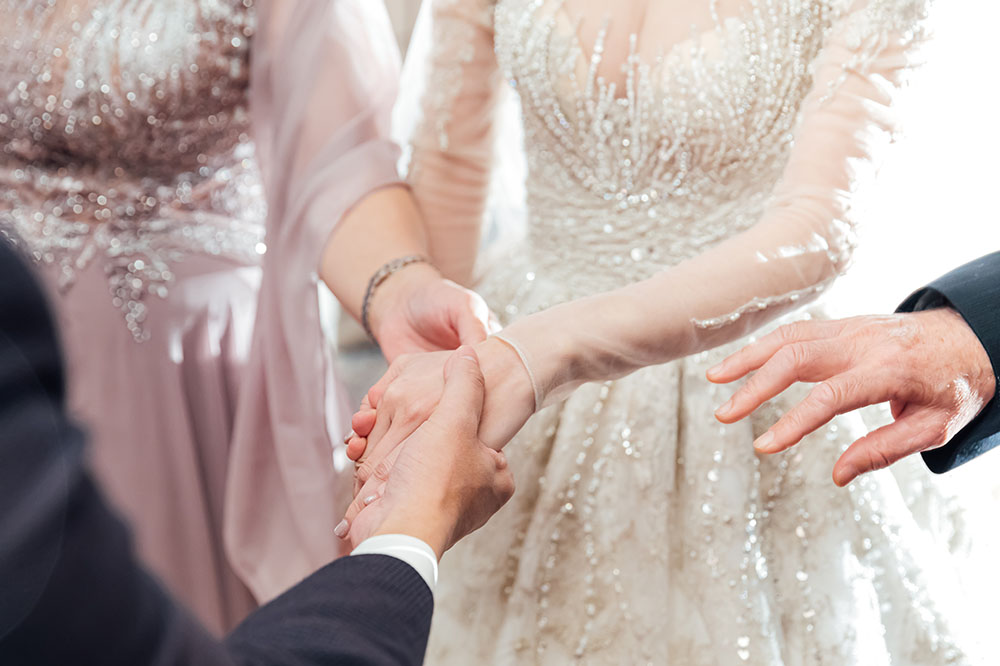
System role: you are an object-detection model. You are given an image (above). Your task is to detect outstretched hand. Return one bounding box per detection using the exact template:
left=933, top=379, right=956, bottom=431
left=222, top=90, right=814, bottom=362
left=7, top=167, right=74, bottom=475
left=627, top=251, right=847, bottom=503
left=708, top=310, right=996, bottom=486
left=335, top=347, right=515, bottom=556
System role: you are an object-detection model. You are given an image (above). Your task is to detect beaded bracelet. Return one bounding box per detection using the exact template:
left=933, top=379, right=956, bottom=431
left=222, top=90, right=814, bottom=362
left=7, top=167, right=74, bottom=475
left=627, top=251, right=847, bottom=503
left=361, top=254, right=431, bottom=342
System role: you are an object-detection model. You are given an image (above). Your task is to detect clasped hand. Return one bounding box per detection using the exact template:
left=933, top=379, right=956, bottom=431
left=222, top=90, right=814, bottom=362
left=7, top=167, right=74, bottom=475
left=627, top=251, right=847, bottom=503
left=339, top=337, right=536, bottom=542
left=334, top=347, right=516, bottom=556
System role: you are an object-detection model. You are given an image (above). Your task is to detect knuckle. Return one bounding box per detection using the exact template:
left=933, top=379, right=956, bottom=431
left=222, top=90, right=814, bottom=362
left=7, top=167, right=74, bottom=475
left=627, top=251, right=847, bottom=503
left=812, top=380, right=842, bottom=409
left=776, top=323, right=799, bottom=343
left=787, top=342, right=813, bottom=368
left=373, top=458, right=393, bottom=482
left=391, top=354, right=415, bottom=373
left=356, top=460, right=375, bottom=484
left=773, top=344, right=803, bottom=373
left=400, top=401, right=423, bottom=422
left=864, top=445, right=893, bottom=473
left=382, top=384, right=403, bottom=407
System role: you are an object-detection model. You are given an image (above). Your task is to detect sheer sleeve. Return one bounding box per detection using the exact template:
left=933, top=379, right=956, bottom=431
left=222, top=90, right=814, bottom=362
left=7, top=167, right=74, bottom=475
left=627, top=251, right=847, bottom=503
left=497, top=0, right=931, bottom=409
left=225, top=0, right=403, bottom=603
left=406, top=0, right=504, bottom=286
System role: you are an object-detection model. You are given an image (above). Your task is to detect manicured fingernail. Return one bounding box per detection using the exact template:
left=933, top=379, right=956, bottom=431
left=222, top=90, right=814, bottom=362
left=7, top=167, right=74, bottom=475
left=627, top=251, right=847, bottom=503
left=754, top=431, right=775, bottom=452
left=334, top=519, right=349, bottom=538
left=363, top=494, right=378, bottom=506
left=343, top=431, right=355, bottom=445
left=715, top=398, right=734, bottom=418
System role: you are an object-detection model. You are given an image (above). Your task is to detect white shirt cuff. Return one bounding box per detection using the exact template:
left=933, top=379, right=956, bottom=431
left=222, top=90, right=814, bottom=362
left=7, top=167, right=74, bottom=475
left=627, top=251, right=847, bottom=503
left=350, top=534, right=439, bottom=592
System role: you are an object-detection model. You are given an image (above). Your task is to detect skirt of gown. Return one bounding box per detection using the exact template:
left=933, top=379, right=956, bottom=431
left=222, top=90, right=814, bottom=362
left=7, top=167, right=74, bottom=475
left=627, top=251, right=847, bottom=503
left=425, top=255, right=999, bottom=665
left=37, top=252, right=261, bottom=635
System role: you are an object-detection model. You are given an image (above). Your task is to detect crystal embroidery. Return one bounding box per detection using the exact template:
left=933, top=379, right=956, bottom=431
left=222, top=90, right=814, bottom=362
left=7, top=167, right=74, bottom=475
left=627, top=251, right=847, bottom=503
left=0, top=1, right=266, bottom=341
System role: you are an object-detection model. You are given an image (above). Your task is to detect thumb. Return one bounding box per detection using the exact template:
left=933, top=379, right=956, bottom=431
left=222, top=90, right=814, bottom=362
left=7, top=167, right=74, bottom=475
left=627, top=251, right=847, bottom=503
left=434, top=346, right=486, bottom=429
left=453, top=293, right=492, bottom=345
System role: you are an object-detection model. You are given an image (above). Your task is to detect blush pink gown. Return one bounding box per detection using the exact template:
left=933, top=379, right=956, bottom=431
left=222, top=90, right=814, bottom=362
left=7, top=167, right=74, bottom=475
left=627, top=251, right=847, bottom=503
left=0, top=0, right=402, bottom=633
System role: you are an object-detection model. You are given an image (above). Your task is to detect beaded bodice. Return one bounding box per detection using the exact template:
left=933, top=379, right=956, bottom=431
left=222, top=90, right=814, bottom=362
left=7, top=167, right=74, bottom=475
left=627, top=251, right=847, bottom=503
left=0, top=0, right=264, bottom=340
left=492, top=0, right=839, bottom=294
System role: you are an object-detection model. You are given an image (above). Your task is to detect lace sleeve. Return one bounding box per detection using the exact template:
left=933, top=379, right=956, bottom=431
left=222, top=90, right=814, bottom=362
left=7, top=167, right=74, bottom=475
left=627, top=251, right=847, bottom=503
left=497, top=0, right=932, bottom=408
left=225, top=0, right=403, bottom=603
left=406, top=0, right=504, bottom=286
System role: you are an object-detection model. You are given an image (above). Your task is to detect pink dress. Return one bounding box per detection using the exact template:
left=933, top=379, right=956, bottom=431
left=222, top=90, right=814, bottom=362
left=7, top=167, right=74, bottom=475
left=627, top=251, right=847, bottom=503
left=0, top=0, right=403, bottom=633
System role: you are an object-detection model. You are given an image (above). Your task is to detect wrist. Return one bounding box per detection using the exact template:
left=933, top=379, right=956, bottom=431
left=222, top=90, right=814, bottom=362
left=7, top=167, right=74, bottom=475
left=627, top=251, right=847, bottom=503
left=495, top=313, right=579, bottom=408
left=470, top=336, right=542, bottom=449
left=367, top=261, right=440, bottom=342
left=934, top=307, right=996, bottom=404
left=373, top=510, right=454, bottom=560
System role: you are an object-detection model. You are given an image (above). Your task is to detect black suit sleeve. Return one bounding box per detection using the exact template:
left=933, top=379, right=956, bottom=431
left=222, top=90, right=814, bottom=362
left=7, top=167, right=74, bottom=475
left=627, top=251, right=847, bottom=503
left=0, top=243, right=432, bottom=665
left=897, top=251, right=1000, bottom=473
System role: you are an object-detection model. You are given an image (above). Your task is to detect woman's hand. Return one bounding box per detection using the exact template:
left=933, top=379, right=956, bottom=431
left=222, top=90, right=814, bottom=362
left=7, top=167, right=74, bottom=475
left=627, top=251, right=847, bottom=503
left=366, top=262, right=499, bottom=362
left=347, top=337, right=535, bottom=497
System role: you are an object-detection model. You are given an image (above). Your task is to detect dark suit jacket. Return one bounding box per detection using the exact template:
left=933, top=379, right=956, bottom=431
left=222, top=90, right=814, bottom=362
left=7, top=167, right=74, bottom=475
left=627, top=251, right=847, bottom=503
left=0, top=243, right=433, bottom=665
left=898, top=251, right=1000, bottom=473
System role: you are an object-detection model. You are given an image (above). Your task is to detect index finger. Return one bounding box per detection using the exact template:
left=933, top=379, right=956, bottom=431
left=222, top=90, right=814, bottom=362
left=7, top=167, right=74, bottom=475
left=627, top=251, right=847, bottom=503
left=707, top=319, right=850, bottom=384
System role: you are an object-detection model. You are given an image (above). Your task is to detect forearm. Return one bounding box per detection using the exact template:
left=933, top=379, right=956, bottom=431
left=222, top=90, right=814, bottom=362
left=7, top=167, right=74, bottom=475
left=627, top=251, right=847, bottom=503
left=498, top=216, right=840, bottom=408
left=320, top=184, right=435, bottom=324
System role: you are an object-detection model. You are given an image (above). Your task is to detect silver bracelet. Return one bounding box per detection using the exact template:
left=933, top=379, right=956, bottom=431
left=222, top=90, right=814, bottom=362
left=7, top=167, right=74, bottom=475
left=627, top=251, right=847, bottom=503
left=361, top=254, right=431, bottom=342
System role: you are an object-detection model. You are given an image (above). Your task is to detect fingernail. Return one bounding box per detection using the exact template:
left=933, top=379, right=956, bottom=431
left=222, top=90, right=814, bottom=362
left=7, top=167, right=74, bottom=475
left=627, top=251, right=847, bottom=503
left=833, top=466, right=855, bottom=487
left=363, top=494, right=378, bottom=506
left=715, top=398, right=734, bottom=418
left=343, top=431, right=356, bottom=445
left=457, top=345, right=476, bottom=361
left=707, top=360, right=727, bottom=378
left=754, top=431, right=775, bottom=452
left=334, top=519, right=349, bottom=538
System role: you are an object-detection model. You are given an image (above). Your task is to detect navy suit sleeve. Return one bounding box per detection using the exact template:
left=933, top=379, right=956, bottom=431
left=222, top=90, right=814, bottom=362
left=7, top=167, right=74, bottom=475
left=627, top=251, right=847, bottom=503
left=0, top=244, right=433, bottom=665
left=227, top=555, right=434, bottom=666
left=897, top=251, right=1000, bottom=473
left=0, top=244, right=232, bottom=666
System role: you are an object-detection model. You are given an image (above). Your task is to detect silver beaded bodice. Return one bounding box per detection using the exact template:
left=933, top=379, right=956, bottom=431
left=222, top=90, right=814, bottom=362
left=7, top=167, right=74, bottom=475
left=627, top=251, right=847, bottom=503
left=491, top=0, right=837, bottom=296
left=0, top=0, right=265, bottom=340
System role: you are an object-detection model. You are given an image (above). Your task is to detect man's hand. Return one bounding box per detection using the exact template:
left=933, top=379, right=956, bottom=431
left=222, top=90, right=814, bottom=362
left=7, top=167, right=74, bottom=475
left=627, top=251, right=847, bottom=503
left=335, top=347, right=516, bottom=558
left=367, top=262, right=499, bottom=363
left=346, top=336, right=535, bottom=496
left=708, top=310, right=996, bottom=486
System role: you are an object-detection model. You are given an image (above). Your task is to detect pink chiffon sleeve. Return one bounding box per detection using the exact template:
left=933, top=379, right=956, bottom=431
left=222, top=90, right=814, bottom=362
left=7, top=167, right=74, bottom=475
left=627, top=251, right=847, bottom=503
left=406, top=0, right=503, bottom=286
left=498, top=0, right=932, bottom=409
left=224, top=0, right=403, bottom=602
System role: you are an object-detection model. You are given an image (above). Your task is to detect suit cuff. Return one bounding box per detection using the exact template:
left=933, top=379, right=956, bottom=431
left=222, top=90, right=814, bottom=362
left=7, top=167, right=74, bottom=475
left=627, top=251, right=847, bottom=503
left=351, top=535, right=438, bottom=591
left=897, top=256, right=1000, bottom=472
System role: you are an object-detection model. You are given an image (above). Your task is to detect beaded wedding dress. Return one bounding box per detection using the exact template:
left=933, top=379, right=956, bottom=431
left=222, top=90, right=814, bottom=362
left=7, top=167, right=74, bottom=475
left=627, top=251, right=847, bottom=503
left=406, top=0, right=990, bottom=663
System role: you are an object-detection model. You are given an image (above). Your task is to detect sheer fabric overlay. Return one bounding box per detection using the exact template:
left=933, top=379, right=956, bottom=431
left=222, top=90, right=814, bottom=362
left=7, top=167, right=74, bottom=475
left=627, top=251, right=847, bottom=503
left=229, top=0, right=404, bottom=603
left=406, top=0, right=992, bottom=663
left=0, top=0, right=403, bottom=624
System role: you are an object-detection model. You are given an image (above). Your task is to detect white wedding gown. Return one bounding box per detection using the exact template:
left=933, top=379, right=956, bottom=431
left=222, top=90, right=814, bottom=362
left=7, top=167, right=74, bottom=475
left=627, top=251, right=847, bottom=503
left=404, top=0, right=991, bottom=662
